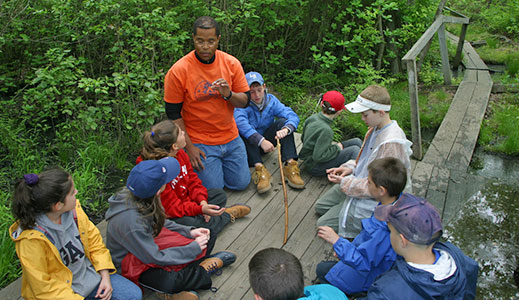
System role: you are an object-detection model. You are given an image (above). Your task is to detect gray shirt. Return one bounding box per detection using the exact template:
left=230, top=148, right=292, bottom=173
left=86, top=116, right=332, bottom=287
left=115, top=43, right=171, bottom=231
left=35, top=211, right=100, bottom=297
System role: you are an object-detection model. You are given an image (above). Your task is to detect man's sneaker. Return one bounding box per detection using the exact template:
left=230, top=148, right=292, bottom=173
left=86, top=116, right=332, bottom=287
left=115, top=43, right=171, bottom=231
left=284, top=160, right=305, bottom=189
left=155, top=290, right=199, bottom=300
left=252, top=164, right=271, bottom=193
left=224, top=204, right=251, bottom=222
left=199, top=251, right=237, bottom=275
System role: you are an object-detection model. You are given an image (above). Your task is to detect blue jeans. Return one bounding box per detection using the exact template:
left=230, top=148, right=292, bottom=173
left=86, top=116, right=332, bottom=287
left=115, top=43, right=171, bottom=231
left=85, top=273, right=142, bottom=300
left=194, top=136, right=251, bottom=190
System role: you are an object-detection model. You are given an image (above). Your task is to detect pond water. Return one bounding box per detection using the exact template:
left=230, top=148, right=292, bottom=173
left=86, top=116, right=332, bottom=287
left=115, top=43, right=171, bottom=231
left=444, top=149, right=519, bottom=299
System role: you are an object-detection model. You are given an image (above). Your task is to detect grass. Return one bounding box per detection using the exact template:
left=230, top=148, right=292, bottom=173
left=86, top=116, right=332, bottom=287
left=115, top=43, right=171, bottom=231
left=479, top=98, right=519, bottom=156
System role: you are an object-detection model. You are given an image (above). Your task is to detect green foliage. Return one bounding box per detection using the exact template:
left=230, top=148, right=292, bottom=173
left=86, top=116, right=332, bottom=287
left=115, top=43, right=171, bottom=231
left=480, top=103, right=519, bottom=155
left=505, top=52, right=519, bottom=77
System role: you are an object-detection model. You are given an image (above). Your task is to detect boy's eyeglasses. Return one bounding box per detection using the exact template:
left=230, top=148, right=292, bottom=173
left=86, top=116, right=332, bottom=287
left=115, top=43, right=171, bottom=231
left=195, top=40, right=217, bottom=47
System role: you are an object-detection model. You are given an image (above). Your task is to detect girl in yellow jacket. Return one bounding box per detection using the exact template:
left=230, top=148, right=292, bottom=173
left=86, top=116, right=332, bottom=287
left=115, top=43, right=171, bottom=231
left=9, top=168, right=142, bottom=300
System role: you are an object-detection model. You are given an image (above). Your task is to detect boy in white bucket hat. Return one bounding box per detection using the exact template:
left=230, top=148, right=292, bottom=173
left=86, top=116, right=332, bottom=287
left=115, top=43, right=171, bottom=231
left=314, top=85, right=413, bottom=239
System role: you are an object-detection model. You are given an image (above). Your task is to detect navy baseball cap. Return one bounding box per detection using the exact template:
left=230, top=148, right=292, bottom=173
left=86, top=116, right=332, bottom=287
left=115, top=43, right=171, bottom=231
left=127, top=157, right=180, bottom=199
left=375, top=193, right=443, bottom=245
left=245, top=71, right=264, bottom=86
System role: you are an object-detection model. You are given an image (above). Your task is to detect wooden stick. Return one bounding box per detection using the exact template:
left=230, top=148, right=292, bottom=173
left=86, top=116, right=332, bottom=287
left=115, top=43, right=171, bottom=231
left=276, top=137, right=289, bottom=245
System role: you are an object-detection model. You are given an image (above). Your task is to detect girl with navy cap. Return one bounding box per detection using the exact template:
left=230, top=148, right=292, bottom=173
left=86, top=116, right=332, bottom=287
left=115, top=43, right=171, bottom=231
left=105, top=157, right=236, bottom=300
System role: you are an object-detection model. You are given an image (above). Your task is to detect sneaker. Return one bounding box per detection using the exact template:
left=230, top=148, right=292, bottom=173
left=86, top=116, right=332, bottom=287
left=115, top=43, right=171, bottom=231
left=284, top=160, right=305, bottom=189
left=155, top=290, right=199, bottom=300
left=224, top=204, right=251, bottom=222
left=209, top=250, right=237, bottom=267
left=252, top=164, right=271, bottom=193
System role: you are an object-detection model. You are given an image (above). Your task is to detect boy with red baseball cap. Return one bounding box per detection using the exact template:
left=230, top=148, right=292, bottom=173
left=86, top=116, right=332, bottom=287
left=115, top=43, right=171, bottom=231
left=299, top=91, right=362, bottom=177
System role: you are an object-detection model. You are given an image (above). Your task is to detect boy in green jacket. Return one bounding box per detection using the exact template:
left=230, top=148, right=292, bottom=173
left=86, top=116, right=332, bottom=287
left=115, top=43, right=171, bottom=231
left=299, top=91, right=362, bottom=177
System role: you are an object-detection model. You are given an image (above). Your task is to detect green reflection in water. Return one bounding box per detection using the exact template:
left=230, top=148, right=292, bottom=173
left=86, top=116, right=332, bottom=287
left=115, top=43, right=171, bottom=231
left=444, top=181, right=519, bottom=299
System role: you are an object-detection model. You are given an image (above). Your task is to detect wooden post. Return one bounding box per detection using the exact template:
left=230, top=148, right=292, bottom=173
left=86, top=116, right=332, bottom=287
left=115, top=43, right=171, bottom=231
left=453, top=23, right=468, bottom=70
left=406, top=59, right=423, bottom=159
left=437, top=22, right=452, bottom=85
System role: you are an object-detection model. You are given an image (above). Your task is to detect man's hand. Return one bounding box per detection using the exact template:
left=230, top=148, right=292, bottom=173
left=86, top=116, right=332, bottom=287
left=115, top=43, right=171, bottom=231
left=317, top=226, right=340, bottom=245
left=201, top=204, right=225, bottom=216
left=186, top=144, right=206, bottom=171
left=276, top=128, right=289, bottom=139
left=211, top=78, right=231, bottom=99
left=260, top=139, right=275, bottom=153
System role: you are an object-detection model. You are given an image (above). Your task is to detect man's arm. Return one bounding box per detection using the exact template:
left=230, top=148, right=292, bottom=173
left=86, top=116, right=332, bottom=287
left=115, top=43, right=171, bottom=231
left=211, top=78, right=248, bottom=108
left=173, top=118, right=206, bottom=171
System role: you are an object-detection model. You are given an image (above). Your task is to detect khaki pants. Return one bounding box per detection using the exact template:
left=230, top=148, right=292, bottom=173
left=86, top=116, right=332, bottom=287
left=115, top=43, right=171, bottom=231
left=314, top=184, right=347, bottom=232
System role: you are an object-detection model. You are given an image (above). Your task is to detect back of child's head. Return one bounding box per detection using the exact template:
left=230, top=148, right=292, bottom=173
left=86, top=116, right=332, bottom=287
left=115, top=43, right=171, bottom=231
left=249, top=248, right=304, bottom=300
left=367, top=157, right=407, bottom=197
left=126, top=157, right=180, bottom=236
left=141, top=120, right=180, bottom=160
left=375, top=193, right=443, bottom=246
left=320, top=90, right=345, bottom=115
left=12, top=169, right=72, bottom=230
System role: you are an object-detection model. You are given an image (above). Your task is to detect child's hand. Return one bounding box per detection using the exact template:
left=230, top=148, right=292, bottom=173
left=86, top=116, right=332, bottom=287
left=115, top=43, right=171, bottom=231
left=276, top=128, right=289, bottom=139
left=260, top=139, right=275, bottom=153
left=326, top=166, right=352, bottom=177
left=194, top=235, right=209, bottom=250
left=202, top=204, right=225, bottom=216
left=96, top=270, right=113, bottom=300
left=203, top=214, right=211, bottom=222
left=317, top=226, right=340, bottom=245
left=190, top=227, right=210, bottom=238
left=333, top=141, right=344, bottom=150
left=327, top=173, right=344, bottom=184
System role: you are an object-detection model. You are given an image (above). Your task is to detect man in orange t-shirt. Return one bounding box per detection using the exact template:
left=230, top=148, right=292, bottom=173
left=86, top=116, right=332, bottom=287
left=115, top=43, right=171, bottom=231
left=164, top=16, right=251, bottom=190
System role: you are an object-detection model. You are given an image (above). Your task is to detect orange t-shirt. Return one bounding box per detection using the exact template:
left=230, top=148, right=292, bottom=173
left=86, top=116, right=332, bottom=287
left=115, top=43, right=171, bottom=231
left=164, top=50, right=249, bottom=145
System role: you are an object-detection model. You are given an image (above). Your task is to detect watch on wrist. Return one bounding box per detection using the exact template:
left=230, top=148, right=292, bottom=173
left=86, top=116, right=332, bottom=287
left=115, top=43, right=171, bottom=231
left=223, top=90, right=232, bottom=100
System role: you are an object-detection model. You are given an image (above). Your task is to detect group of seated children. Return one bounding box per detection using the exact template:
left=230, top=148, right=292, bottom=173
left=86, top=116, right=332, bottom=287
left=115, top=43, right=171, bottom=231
left=9, top=119, right=254, bottom=299
left=8, top=71, right=478, bottom=300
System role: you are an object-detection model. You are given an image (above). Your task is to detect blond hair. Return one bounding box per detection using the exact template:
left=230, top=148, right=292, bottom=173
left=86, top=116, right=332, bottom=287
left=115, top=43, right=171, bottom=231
left=360, top=85, right=391, bottom=105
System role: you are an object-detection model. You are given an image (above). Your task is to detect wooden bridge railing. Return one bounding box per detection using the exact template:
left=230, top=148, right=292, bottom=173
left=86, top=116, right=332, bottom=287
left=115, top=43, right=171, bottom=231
left=402, top=10, right=469, bottom=159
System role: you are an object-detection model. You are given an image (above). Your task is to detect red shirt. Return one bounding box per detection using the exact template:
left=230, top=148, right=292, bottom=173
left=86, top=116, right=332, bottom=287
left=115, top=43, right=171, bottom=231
left=136, top=150, right=207, bottom=217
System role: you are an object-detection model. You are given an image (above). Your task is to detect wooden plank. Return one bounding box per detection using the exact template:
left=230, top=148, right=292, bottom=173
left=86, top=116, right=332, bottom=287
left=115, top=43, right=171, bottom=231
left=447, top=73, right=492, bottom=171
left=199, top=175, right=330, bottom=299
left=437, top=23, right=452, bottom=85
left=411, top=161, right=434, bottom=198
left=406, top=59, right=423, bottom=159
left=424, top=166, right=450, bottom=216
left=0, top=278, right=22, bottom=300
left=422, top=81, right=476, bottom=165
left=403, top=17, right=444, bottom=60
left=443, top=171, right=486, bottom=225
left=464, top=69, right=477, bottom=82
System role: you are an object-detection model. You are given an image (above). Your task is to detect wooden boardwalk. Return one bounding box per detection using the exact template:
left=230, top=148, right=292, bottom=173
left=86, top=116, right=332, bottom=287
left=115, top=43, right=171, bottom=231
left=0, top=31, right=493, bottom=300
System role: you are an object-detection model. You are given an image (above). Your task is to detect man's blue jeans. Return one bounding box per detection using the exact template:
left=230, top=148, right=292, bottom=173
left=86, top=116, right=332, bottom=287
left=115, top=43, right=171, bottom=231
left=194, top=136, right=251, bottom=190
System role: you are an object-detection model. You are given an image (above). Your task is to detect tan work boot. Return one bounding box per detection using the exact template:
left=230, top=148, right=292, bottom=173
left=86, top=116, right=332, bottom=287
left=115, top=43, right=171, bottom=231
left=224, top=204, right=251, bottom=222
left=199, top=257, right=224, bottom=275
left=252, top=164, right=271, bottom=193
left=155, top=291, right=199, bottom=300
left=284, top=160, right=305, bottom=189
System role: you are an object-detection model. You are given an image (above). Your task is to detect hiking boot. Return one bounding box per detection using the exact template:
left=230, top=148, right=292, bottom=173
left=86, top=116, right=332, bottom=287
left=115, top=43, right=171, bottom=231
left=284, top=160, right=305, bottom=189
left=252, top=164, right=271, bottom=193
left=155, top=290, right=199, bottom=300
left=224, top=204, right=251, bottom=222
left=199, top=251, right=236, bottom=275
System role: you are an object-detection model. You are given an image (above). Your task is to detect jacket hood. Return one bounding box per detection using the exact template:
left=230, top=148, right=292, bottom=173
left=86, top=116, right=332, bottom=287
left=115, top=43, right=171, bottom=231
left=396, top=243, right=468, bottom=299
left=9, top=221, right=26, bottom=242
left=105, top=187, right=136, bottom=221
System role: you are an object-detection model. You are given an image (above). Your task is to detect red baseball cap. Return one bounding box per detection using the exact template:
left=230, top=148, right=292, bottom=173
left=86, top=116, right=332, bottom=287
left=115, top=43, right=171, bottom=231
left=322, top=91, right=345, bottom=112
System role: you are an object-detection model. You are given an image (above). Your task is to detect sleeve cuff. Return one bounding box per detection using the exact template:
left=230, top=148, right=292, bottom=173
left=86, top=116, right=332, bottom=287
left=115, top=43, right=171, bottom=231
left=248, top=133, right=264, bottom=146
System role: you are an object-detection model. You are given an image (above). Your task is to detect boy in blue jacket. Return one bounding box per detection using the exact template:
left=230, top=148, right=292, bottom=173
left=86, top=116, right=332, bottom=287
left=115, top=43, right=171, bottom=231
left=249, top=248, right=348, bottom=300
left=362, top=193, right=478, bottom=299
left=234, top=71, right=304, bottom=193
left=316, top=157, right=407, bottom=295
